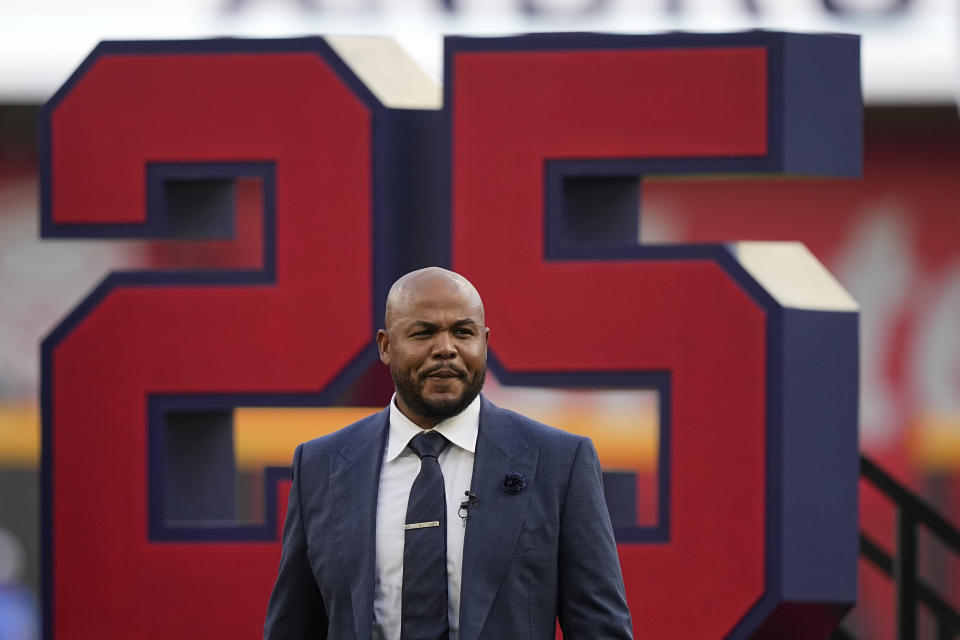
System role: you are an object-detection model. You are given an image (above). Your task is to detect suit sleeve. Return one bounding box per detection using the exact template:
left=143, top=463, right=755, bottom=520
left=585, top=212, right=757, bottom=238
left=264, top=444, right=328, bottom=640
left=557, top=437, right=634, bottom=640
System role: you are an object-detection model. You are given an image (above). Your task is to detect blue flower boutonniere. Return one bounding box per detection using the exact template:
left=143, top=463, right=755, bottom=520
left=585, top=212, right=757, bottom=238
left=502, top=471, right=526, bottom=495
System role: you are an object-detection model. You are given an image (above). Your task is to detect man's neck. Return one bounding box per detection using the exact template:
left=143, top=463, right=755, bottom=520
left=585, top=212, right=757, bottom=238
left=393, top=396, right=440, bottom=430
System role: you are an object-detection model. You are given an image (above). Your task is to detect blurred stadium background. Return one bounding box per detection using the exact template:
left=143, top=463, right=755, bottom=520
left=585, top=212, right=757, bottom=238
left=1, top=1, right=958, bottom=638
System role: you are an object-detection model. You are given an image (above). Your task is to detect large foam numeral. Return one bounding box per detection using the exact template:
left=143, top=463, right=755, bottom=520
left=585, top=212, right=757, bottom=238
left=41, top=38, right=439, bottom=637
left=448, top=33, right=860, bottom=638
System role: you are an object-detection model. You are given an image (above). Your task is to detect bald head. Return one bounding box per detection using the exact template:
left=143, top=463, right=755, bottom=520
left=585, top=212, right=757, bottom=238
left=384, top=267, right=485, bottom=331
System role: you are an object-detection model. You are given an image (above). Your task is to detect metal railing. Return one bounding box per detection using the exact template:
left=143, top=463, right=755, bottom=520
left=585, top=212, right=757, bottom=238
left=833, top=455, right=960, bottom=640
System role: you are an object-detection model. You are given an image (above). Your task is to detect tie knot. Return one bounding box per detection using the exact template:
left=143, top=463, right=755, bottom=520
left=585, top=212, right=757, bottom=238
left=408, top=430, right=449, bottom=459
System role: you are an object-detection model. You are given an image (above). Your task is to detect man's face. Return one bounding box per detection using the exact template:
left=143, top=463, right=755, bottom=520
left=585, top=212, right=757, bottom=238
left=377, top=277, right=488, bottom=427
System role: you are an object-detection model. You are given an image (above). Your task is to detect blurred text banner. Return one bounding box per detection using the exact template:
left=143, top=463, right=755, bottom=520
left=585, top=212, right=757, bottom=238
left=0, top=0, right=957, bottom=104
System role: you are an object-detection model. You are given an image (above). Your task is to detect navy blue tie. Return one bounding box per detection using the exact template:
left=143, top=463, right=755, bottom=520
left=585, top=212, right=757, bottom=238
left=402, top=430, right=450, bottom=640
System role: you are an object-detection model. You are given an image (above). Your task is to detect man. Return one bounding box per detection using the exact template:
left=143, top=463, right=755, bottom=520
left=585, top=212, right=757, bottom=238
left=265, top=267, right=633, bottom=640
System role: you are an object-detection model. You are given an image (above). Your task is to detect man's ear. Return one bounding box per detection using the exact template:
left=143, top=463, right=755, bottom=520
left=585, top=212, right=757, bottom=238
left=483, top=326, right=490, bottom=348
left=376, top=329, right=390, bottom=364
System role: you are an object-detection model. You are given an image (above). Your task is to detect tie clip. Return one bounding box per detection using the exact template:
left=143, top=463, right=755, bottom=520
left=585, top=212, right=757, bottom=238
left=404, top=521, right=440, bottom=530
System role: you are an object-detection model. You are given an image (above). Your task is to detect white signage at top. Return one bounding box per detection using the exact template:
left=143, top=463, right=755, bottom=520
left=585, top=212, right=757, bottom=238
left=0, top=0, right=956, bottom=104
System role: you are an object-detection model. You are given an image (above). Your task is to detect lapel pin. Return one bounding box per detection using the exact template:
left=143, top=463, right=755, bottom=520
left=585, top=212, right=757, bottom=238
left=502, top=471, right=526, bottom=495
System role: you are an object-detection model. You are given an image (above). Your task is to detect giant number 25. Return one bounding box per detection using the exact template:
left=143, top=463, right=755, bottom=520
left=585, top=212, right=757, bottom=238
left=41, top=33, right=861, bottom=639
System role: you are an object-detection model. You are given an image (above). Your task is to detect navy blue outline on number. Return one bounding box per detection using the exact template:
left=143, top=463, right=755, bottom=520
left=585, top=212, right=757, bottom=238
left=38, top=37, right=428, bottom=639
left=443, top=31, right=860, bottom=639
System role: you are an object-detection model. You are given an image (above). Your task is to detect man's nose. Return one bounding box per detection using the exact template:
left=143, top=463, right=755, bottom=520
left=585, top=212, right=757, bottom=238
left=431, top=332, right=457, bottom=358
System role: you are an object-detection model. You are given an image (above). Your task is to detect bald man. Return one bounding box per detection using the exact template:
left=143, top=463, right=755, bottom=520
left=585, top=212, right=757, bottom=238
left=264, top=268, right=633, bottom=640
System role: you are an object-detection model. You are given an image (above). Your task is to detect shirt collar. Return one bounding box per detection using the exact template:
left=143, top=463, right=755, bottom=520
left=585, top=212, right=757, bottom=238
left=386, top=393, right=480, bottom=462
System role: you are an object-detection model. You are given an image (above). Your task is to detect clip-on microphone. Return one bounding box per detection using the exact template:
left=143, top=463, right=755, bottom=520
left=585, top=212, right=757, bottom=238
left=458, top=490, right=479, bottom=524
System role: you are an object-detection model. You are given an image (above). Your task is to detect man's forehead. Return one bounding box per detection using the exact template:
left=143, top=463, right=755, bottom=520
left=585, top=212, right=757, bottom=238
left=392, top=287, right=483, bottom=317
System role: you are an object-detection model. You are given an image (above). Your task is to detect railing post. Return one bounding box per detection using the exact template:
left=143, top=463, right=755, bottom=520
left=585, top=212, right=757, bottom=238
left=895, top=508, right=918, bottom=640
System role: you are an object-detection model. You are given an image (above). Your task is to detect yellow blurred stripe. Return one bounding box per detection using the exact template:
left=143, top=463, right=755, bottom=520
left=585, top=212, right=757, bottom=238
left=8, top=400, right=960, bottom=473
left=0, top=404, right=40, bottom=466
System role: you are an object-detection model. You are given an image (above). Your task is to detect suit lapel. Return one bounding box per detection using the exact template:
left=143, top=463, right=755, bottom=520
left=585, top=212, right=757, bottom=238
left=459, top=397, right=539, bottom=640
left=328, top=407, right=389, bottom=640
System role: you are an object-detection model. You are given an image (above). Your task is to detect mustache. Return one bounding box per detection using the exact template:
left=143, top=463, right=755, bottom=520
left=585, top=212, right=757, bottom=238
left=420, top=364, right=467, bottom=380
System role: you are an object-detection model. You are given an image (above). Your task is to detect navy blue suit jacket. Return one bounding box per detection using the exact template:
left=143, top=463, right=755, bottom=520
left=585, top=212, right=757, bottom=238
left=264, top=396, right=633, bottom=640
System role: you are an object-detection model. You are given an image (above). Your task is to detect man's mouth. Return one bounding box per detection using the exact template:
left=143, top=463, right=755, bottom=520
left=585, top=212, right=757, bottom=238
left=422, top=366, right=464, bottom=379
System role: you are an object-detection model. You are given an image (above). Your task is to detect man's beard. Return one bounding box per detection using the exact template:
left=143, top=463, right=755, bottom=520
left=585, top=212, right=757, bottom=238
left=392, top=362, right=486, bottom=422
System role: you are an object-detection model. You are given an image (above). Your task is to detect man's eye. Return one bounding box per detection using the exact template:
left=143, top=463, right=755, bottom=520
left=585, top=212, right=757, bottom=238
left=454, top=329, right=474, bottom=337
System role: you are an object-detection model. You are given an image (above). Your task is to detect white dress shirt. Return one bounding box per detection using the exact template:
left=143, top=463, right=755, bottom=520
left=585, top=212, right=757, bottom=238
left=372, top=394, right=480, bottom=640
